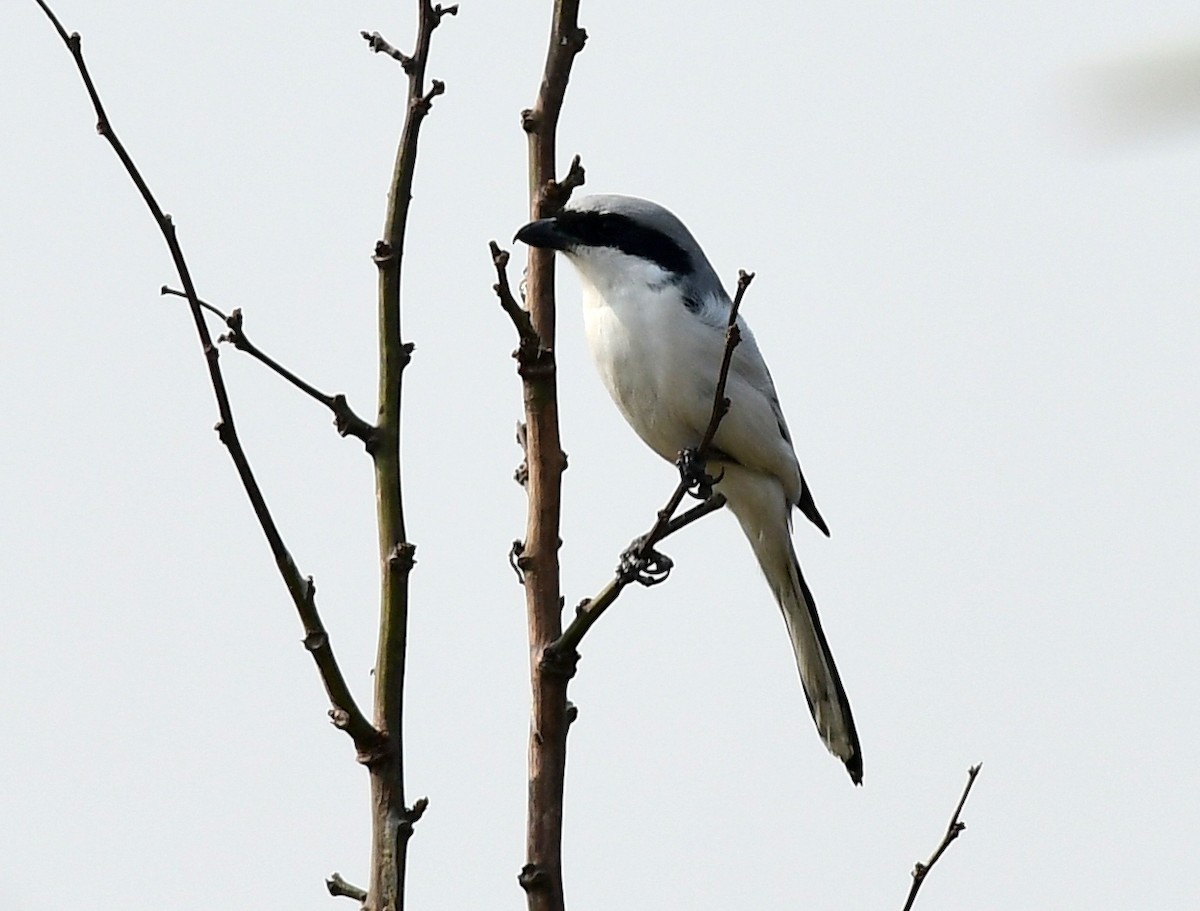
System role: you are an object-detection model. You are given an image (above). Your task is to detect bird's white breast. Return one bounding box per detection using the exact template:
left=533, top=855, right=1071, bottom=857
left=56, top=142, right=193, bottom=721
left=574, top=252, right=720, bottom=461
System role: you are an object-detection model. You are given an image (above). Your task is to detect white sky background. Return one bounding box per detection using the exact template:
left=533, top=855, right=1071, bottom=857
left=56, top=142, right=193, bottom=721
left=3, top=1, right=1199, bottom=908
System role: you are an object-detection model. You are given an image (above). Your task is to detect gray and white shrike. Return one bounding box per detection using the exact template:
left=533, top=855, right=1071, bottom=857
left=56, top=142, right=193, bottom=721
left=516, top=194, right=862, bottom=784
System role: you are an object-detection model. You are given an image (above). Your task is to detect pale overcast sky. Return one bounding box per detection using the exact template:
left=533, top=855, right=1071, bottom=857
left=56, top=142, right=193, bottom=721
left=4, top=2, right=1199, bottom=909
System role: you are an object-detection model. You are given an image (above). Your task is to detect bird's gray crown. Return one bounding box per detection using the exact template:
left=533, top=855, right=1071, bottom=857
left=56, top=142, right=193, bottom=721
left=555, top=194, right=724, bottom=290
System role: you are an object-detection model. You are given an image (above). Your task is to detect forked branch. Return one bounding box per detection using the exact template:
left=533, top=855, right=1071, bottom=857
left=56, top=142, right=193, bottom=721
left=32, top=0, right=380, bottom=757
left=160, top=287, right=377, bottom=448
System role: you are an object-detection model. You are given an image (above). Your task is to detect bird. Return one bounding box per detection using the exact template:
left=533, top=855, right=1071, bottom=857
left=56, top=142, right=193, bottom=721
left=515, top=194, right=862, bottom=784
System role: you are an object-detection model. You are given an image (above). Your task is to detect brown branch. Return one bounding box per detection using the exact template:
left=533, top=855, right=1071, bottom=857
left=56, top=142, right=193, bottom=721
left=361, top=30, right=414, bottom=69
left=517, top=4, right=586, bottom=911
left=33, top=0, right=381, bottom=758
left=327, top=872, right=369, bottom=903
left=548, top=270, right=754, bottom=657
left=551, top=493, right=726, bottom=657
left=161, top=287, right=378, bottom=449
left=489, top=242, right=546, bottom=375
left=365, top=1, right=451, bottom=908
left=902, top=764, right=983, bottom=911
left=541, top=154, right=586, bottom=212
left=699, top=270, right=754, bottom=451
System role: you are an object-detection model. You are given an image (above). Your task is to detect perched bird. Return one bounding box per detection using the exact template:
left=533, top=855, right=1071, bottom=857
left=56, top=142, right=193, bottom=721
left=516, top=195, right=862, bottom=783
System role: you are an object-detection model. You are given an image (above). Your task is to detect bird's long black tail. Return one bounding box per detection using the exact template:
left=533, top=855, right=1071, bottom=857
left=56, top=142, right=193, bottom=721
left=719, top=466, right=862, bottom=783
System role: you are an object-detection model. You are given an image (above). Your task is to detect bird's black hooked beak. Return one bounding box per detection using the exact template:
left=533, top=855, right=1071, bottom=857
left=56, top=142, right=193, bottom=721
left=514, top=216, right=571, bottom=251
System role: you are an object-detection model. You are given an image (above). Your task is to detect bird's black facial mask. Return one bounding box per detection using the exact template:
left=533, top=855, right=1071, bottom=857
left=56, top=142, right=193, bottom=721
left=516, top=210, right=693, bottom=276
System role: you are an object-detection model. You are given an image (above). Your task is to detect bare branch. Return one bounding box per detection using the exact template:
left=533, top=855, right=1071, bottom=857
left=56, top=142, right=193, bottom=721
left=361, top=31, right=413, bottom=69
left=542, top=154, right=587, bottom=212
left=327, top=872, right=368, bottom=903
left=550, top=494, right=726, bottom=657
left=34, top=0, right=381, bottom=757
left=366, top=0, right=453, bottom=906
left=902, top=764, right=983, bottom=911
left=489, top=242, right=545, bottom=373
left=518, top=3, right=587, bottom=910
left=415, top=78, right=445, bottom=114
left=161, top=287, right=377, bottom=449
left=698, top=270, right=754, bottom=452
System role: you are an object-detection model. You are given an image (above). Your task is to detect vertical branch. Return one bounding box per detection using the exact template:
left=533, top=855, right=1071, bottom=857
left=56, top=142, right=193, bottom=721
left=517, top=4, right=587, bottom=911
left=365, top=3, right=453, bottom=910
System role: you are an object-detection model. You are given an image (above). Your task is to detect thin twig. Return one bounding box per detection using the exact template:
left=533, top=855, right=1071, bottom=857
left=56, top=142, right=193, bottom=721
left=550, top=493, right=726, bottom=657
left=489, top=242, right=541, bottom=366
left=361, top=30, right=414, bottom=69
left=161, top=287, right=377, bottom=449
left=326, top=872, right=369, bottom=903
left=699, top=270, right=754, bottom=452
left=902, top=764, right=983, bottom=911
left=547, top=270, right=754, bottom=657
left=541, top=154, right=586, bottom=212
left=33, top=0, right=382, bottom=758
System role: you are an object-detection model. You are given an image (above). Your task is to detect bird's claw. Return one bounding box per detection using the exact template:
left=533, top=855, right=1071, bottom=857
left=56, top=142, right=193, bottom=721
left=618, top=538, right=673, bottom=587
left=675, top=447, right=723, bottom=500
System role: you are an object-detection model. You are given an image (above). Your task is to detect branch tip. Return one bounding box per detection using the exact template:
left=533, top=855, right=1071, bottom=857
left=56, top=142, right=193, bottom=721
left=488, top=241, right=541, bottom=358
left=901, top=764, right=983, bottom=911
left=542, top=155, right=587, bottom=212
left=405, top=796, right=430, bottom=823
left=413, top=79, right=445, bottom=114
left=361, top=30, right=413, bottom=68
left=326, top=872, right=368, bottom=903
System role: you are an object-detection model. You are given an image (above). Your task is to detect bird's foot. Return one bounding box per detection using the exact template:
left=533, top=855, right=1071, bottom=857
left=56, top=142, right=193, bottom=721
left=618, top=537, right=673, bottom=587
left=675, top=447, right=723, bottom=500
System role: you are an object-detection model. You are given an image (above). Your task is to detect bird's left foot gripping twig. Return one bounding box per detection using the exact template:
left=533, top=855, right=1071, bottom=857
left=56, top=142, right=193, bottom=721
left=546, top=271, right=755, bottom=659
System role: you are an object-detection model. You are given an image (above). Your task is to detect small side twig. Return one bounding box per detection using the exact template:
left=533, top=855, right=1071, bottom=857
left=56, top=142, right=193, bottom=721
left=547, top=270, right=755, bottom=658
left=902, top=764, right=983, bottom=911
left=541, top=154, right=586, bottom=213
left=161, top=287, right=378, bottom=449
left=326, top=872, right=368, bottom=903
left=489, top=242, right=542, bottom=369
left=361, top=31, right=413, bottom=69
